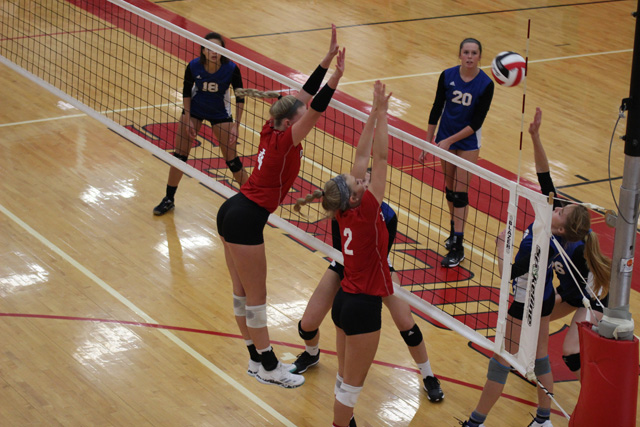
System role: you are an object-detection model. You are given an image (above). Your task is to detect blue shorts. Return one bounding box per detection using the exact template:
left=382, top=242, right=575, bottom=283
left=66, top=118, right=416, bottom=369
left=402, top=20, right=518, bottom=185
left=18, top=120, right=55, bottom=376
left=183, top=109, right=233, bottom=126
left=449, top=138, right=479, bottom=151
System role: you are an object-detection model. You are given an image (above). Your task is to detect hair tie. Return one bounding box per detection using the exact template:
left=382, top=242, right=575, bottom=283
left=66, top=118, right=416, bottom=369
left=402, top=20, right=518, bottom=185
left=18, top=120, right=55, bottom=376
left=277, top=95, right=283, bottom=100
left=321, top=190, right=325, bottom=197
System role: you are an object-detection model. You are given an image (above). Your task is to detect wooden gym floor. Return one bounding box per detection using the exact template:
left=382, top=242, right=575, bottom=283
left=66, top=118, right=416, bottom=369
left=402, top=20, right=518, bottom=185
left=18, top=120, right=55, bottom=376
left=1, top=0, right=639, bottom=425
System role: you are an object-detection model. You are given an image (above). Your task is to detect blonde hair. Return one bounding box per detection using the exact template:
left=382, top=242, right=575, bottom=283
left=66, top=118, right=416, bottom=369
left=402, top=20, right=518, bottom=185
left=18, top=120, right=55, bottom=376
left=583, top=231, right=612, bottom=297
left=293, top=175, right=348, bottom=217
left=233, top=90, right=301, bottom=127
left=562, top=204, right=611, bottom=297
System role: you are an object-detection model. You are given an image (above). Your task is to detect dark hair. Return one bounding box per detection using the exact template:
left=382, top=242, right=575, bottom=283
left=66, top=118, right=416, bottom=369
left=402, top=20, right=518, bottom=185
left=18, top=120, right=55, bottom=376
left=459, top=38, right=482, bottom=56
left=200, top=32, right=228, bottom=65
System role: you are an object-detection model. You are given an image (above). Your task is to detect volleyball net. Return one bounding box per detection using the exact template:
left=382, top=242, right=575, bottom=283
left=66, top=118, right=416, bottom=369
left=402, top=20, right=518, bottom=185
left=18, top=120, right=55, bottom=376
left=0, top=0, right=553, bottom=380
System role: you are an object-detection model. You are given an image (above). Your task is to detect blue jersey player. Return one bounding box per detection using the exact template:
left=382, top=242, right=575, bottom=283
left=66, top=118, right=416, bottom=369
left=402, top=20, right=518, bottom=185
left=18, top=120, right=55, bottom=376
left=419, top=38, right=494, bottom=268
left=154, top=32, right=247, bottom=215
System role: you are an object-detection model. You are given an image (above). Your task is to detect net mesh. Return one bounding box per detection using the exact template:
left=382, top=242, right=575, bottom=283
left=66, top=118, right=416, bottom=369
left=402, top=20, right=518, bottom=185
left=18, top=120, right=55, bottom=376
left=1, top=0, right=552, bottom=375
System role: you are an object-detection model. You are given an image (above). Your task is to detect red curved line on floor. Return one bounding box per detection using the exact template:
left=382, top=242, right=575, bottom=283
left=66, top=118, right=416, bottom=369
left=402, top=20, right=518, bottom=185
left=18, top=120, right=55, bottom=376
left=0, top=311, right=563, bottom=416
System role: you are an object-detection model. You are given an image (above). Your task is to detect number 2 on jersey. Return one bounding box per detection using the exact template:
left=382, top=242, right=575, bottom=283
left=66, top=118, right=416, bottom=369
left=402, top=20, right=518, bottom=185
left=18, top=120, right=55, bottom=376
left=343, top=227, right=354, bottom=255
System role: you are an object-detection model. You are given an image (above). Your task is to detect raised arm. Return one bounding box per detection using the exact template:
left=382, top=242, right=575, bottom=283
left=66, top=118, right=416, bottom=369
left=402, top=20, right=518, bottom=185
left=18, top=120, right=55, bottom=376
left=528, top=107, right=562, bottom=208
left=296, top=24, right=339, bottom=105
left=351, top=84, right=381, bottom=180
left=291, top=47, right=345, bottom=145
left=368, top=81, right=391, bottom=205
left=528, top=107, right=549, bottom=173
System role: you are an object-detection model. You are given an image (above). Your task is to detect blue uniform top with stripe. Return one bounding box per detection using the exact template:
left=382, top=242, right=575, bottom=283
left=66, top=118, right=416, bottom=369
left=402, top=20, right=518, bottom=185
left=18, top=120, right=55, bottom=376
left=435, top=66, right=493, bottom=150
left=511, top=224, right=555, bottom=303
left=188, top=58, right=238, bottom=121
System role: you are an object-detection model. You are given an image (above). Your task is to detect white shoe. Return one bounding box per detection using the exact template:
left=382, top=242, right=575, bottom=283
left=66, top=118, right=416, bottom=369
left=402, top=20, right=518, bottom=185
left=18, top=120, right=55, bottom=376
left=248, top=359, right=261, bottom=377
left=527, top=420, right=553, bottom=427
left=256, top=362, right=305, bottom=388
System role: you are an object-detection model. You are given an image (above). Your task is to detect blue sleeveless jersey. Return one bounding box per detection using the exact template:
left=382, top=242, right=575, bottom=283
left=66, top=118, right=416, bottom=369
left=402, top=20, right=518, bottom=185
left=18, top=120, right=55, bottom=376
left=512, top=224, right=555, bottom=302
left=550, top=237, right=586, bottom=292
left=188, top=59, right=237, bottom=121
left=436, top=66, right=492, bottom=149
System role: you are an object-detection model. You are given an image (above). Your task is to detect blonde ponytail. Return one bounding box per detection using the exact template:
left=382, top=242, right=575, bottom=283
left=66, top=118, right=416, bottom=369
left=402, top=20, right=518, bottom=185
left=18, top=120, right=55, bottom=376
left=583, top=231, right=612, bottom=297
left=294, top=189, right=324, bottom=214
left=233, top=88, right=280, bottom=98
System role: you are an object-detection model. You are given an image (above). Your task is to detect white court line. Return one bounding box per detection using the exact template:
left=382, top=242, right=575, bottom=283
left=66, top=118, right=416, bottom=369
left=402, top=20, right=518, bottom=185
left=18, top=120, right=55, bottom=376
left=0, top=102, right=176, bottom=128
left=0, top=202, right=297, bottom=427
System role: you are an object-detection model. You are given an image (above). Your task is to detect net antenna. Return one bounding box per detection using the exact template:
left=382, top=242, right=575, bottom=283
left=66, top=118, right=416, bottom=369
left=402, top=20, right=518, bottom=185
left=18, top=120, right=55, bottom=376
left=1, top=0, right=555, bottom=393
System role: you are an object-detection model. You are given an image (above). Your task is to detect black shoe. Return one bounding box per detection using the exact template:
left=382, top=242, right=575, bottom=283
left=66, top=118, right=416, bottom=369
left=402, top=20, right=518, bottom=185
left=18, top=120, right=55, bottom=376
left=153, top=197, right=174, bottom=216
left=349, top=415, right=357, bottom=427
left=423, top=375, right=445, bottom=402
left=441, top=247, right=464, bottom=267
left=290, top=351, right=320, bottom=374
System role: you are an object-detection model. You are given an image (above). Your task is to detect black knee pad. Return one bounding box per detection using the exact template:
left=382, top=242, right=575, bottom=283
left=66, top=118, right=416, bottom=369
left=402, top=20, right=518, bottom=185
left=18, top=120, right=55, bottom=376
left=226, top=156, right=243, bottom=173
left=562, top=353, right=581, bottom=372
left=400, top=324, right=423, bottom=347
left=445, top=187, right=454, bottom=202
left=173, top=152, right=188, bottom=162
left=298, top=320, right=318, bottom=341
left=452, top=191, right=469, bottom=208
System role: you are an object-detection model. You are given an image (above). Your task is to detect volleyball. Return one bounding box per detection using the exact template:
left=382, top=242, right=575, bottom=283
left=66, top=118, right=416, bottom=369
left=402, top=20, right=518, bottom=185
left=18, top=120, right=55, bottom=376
left=491, top=51, right=526, bottom=87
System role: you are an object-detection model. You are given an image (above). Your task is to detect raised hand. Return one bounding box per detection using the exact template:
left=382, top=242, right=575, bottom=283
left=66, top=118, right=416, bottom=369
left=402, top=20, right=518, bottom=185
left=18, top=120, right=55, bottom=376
left=330, top=47, right=346, bottom=84
left=528, top=107, right=542, bottom=136
left=321, top=24, right=340, bottom=68
left=372, top=80, right=391, bottom=114
left=328, top=24, right=339, bottom=58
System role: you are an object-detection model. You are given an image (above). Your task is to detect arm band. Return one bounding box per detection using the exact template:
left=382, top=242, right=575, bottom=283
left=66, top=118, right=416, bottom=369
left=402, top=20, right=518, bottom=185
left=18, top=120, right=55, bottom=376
left=310, top=84, right=335, bottom=112
left=302, top=65, right=328, bottom=96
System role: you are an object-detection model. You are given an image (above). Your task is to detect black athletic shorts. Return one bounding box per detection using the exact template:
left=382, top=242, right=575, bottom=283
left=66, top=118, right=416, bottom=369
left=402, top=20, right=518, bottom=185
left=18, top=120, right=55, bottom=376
left=331, top=288, right=382, bottom=336
left=508, top=293, right=555, bottom=320
left=217, top=192, right=269, bottom=245
left=183, top=109, right=233, bottom=126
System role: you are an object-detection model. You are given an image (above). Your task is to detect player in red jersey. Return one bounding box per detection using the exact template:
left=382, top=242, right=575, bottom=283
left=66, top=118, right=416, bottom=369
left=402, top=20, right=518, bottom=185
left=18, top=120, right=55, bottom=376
left=295, top=80, right=391, bottom=427
left=216, top=25, right=345, bottom=389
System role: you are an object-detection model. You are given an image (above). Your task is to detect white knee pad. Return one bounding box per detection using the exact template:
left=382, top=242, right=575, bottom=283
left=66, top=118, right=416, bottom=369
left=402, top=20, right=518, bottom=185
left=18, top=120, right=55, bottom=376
left=233, top=295, right=246, bottom=317
left=334, top=374, right=343, bottom=396
left=335, top=383, right=362, bottom=408
left=246, top=304, right=268, bottom=328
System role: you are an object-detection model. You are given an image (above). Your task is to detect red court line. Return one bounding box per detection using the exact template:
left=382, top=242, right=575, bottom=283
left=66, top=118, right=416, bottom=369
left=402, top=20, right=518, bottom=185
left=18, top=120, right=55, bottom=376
left=0, top=311, right=561, bottom=415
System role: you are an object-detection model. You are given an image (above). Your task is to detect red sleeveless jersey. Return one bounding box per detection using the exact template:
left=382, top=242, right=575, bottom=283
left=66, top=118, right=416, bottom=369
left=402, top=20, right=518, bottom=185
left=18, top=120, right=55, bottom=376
left=241, top=120, right=302, bottom=213
left=336, top=190, right=393, bottom=297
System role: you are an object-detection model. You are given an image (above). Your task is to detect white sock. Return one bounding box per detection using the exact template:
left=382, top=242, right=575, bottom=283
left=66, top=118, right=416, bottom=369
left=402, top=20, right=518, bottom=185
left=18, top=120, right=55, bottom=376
left=244, top=339, right=254, bottom=346
left=417, top=360, right=433, bottom=378
left=257, top=345, right=272, bottom=354
left=305, top=344, right=320, bottom=356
